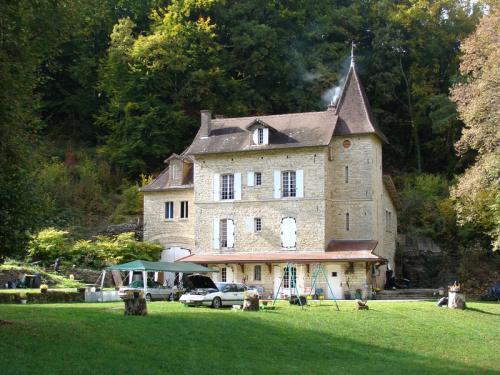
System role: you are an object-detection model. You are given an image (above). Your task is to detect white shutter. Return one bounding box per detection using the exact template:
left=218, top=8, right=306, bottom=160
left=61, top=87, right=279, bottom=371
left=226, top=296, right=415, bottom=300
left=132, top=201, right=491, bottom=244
left=234, top=173, right=241, bottom=200
left=227, top=219, right=235, bottom=248
left=290, top=218, right=297, bottom=247
left=273, top=170, right=281, bottom=198
left=247, top=171, right=254, bottom=187
left=213, top=218, right=220, bottom=249
left=245, top=217, right=254, bottom=233
left=252, top=129, right=259, bottom=144
left=263, top=128, right=269, bottom=144
left=213, top=173, right=220, bottom=201
left=281, top=218, right=296, bottom=248
left=296, top=169, right=304, bottom=198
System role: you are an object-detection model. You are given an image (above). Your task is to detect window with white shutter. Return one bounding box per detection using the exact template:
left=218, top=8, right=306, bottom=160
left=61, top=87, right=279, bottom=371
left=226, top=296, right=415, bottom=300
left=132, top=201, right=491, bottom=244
left=280, top=217, right=297, bottom=248
left=227, top=219, right=235, bottom=248
left=282, top=171, right=296, bottom=197
left=221, top=174, right=234, bottom=200
left=273, top=170, right=281, bottom=198
left=234, top=173, right=241, bottom=200
left=213, top=218, right=220, bottom=249
left=247, top=171, right=254, bottom=187
left=213, top=174, right=220, bottom=201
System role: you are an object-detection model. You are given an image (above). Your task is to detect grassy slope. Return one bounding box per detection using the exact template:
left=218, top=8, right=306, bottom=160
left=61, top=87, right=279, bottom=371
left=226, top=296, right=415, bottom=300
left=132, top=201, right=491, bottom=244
left=0, top=262, right=84, bottom=288
left=0, top=301, right=498, bottom=375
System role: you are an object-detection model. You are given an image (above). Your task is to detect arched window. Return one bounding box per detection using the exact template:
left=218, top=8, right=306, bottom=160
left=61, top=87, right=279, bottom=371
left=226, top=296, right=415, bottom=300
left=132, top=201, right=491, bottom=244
left=283, top=266, right=297, bottom=289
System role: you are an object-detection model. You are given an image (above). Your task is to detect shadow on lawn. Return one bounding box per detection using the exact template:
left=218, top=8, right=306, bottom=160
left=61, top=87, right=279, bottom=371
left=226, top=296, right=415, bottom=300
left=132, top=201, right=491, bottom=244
left=466, top=306, right=500, bottom=316
left=0, top=303, right=494, bottom=375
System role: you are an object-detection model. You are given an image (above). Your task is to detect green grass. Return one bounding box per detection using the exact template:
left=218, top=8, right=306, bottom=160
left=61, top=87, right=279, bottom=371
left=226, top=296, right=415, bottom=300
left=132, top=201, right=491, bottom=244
left=0, top=301, right=498, bottom=375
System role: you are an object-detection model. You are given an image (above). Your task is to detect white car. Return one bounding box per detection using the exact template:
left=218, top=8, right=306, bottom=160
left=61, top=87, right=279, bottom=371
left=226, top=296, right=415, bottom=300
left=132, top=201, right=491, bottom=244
left=179, top=275, right=256, bottom=308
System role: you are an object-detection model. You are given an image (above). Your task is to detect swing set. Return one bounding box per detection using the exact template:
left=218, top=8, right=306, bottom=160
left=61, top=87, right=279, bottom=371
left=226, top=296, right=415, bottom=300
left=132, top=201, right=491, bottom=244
left=272, top=262, right=340, bottom=310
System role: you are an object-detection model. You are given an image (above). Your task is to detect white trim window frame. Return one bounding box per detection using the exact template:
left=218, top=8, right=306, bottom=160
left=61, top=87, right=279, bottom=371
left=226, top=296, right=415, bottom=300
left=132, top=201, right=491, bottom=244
left=257, top=128, right=264, bottom=144
left=165, top=201, right=174, bottom=220
left=282, top=171, right=296, bottom=198
left=255, top=172, right=262, bottom=186
left=254, top=265, right=262, bottom=281
left=180, top=201, right=189, bottom=219
left=254, top=218, right=262, bottom=233
left=221, top=174, right=235, bottom=200
left=220, top=219, right=228, bottom=248
left=221, top=267, right=227, bottom=282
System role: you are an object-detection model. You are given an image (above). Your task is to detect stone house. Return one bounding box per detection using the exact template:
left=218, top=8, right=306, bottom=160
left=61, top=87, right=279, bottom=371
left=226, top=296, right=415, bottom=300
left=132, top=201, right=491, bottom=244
left=141, top=59, right=399, bottom=299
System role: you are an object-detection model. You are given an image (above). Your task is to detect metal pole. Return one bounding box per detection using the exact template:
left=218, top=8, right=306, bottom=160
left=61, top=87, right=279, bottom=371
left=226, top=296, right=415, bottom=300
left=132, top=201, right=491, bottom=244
left=142, top=271, right=147, bottom=300
left=100, top=270, right=106, bottom=302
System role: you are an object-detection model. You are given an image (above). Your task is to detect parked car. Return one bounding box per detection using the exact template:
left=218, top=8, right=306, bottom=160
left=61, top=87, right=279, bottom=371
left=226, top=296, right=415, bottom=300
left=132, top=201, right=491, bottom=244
left=179, top=275, right=257, bottom=308
left=118, top=280, right=173, bottom=302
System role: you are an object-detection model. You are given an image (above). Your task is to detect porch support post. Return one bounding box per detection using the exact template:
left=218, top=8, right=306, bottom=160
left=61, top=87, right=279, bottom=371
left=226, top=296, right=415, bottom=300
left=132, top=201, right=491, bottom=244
left=100, top=270, right=106, bottom=302
left=142, top=271, right=147, bottom=299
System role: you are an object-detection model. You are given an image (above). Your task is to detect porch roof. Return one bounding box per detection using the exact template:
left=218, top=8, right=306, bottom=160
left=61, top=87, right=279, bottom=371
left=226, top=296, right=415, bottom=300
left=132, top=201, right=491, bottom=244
left=177, top=249, right=384, bottom=264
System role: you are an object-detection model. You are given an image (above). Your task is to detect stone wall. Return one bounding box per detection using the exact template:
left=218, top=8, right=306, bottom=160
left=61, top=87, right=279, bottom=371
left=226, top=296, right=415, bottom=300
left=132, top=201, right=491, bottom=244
left=194, top=147, right=327, bottom=253
left=143, top=189, right=195, bottom=250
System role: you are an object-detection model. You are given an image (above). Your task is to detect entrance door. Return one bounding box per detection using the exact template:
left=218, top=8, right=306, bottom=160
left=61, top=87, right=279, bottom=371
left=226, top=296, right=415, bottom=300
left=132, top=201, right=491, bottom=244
left=326, top=264, right=344, bottom=299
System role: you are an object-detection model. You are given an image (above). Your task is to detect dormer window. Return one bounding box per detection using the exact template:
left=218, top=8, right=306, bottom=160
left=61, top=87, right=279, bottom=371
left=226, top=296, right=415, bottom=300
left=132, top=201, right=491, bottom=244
left=252, top=127, right=268, bottom=145
left=247, top=119, right=273, bottom=146
left=257, top=128, right=264, bottom=144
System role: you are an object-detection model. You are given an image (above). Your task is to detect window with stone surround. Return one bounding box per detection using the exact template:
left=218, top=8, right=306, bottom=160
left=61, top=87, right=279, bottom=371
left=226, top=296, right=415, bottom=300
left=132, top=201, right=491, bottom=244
left=221, top=267, right=227, bottom=282
left=282, top=171, right=296, bottom=197
left=254, top=218, right=262, bottom=232
left=165, top=202, right=174, bottom=219
left=221, top=174, right=234, bottom=200
left=254, top=265, right=261, bottom=281
left=180, top=201, right=189, bottom=218
left=255, top=172, right=262, bottom=186
left=385, top=210, right=392, bottom=232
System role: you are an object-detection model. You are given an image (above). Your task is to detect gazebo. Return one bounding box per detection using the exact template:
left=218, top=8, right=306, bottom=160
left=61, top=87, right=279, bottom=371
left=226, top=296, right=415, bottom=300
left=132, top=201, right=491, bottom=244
left=99, top=260, right=218, bottom=300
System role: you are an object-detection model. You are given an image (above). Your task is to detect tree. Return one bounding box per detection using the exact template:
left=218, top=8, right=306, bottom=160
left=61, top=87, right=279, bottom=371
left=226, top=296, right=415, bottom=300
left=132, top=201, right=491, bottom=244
left=0, top=0, right=75, bottom=258
left=451, top=5, right=500, bottom=250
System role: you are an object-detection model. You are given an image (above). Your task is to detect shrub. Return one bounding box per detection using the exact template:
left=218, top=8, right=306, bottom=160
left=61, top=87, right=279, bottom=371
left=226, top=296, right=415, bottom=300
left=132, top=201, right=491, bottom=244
left=27, top=228, right=71, bottom=264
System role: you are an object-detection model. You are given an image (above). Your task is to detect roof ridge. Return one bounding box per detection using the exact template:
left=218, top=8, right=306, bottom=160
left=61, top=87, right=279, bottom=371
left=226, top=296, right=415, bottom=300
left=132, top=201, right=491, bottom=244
left=211, top=110, right=330, bottom=123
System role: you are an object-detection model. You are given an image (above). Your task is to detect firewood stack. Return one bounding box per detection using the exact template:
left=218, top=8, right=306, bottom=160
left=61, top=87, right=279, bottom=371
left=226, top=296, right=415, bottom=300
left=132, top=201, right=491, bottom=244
left=124, top=291, right=148, bottom=316
left=242, top=291, right=260, bottom=311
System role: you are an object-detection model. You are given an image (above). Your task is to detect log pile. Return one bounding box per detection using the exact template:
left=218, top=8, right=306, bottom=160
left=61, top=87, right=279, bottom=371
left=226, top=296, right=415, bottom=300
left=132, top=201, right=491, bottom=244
left=124, top=291, right=147, bottom=316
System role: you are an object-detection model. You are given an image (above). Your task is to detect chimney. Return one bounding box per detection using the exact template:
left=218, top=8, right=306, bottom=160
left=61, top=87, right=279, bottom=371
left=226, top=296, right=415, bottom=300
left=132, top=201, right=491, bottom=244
left=327, top=103, right=336, bottom=111
left=200, top=110, right=211, bottom=138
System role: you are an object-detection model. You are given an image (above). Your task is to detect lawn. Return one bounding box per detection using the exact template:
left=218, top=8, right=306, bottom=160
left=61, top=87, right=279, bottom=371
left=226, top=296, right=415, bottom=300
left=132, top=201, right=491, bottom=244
left=0, top=301, right=498, bottom=375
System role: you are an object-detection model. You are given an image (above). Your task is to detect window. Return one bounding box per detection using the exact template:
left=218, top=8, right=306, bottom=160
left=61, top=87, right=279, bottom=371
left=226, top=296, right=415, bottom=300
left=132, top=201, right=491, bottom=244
left=254, top=218, right=262, bottom=232
left=221, top=174, right=234, bottom=200
left=254, top=265, right=261, bottom=281
left=283, top=266, right=297, bottom=289
left=180, top=201, right=189, bottom=218
left=255, top=172, right=262, bottom=186
left=346, top=212, right=350, bottom=231
left=220, top=219, right=228, bottom=248
left=221, top=267, right=227, bottom=282
left=257, top=128, right=264, bottom=144
left=282, top=171, right=296, bottom=197
left=385, top=210, right=392, bottom=232
left=345, top=166, right=349, bottom=183
left=165, top=202, right=174, bottom=219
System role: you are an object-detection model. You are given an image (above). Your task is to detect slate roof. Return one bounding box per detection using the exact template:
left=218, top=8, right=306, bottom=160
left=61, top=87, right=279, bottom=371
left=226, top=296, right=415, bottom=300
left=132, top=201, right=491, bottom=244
left=334, top=64, right=388, bottom=143
left=186, top=110, right=339, bottom=155
left=186, top=62, right=388, bottom=156
left=140, top=152, right=194, bottom=192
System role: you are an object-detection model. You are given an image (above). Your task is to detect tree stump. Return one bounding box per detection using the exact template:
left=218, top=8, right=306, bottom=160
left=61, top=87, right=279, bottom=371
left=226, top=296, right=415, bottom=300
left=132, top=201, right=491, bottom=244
left=448, top=292, right=466, bottom=310
left=124, top=291, right=147, bottom=316
left=243, top=292, right=259, bottom=311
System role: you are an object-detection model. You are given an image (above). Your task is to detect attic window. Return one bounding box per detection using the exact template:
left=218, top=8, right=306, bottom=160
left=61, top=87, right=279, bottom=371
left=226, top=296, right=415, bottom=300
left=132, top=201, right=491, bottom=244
left=252, top=127, right=268, bottom=145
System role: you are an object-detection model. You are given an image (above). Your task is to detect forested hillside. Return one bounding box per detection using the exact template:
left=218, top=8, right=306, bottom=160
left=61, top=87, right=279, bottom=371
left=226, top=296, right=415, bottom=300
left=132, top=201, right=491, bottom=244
left=1, top=1, right=498, bottom=282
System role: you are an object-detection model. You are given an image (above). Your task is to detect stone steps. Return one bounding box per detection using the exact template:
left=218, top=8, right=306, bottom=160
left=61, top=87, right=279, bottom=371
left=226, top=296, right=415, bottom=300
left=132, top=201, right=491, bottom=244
left=375, top=288, right=438, bottom=300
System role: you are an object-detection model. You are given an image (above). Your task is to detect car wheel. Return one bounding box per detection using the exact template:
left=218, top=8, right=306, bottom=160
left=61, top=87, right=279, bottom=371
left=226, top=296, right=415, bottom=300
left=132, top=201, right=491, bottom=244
left=145, top=293, right=152, bottom=302
left=212, top=297, right=222, bottom=309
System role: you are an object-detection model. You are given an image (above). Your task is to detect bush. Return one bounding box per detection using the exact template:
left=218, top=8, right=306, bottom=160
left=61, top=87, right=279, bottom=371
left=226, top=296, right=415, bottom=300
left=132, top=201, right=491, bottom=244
left=69, top=232, right=162, bottom=269
left=27, top=228, right=71, bottom=264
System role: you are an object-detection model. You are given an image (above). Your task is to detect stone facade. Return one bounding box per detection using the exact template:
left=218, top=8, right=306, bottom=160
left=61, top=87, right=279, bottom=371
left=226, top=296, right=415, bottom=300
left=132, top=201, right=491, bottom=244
left=143, top=189, right=195, bottom=250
